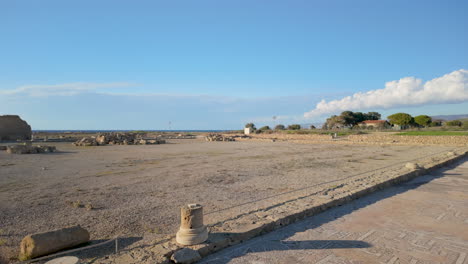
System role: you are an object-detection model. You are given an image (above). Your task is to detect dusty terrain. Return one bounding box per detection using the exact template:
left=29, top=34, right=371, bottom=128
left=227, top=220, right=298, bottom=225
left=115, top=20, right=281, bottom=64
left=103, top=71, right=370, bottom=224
left=201, top=158, right=468, bottom=264
left=0, top=137, right=460, bottom=261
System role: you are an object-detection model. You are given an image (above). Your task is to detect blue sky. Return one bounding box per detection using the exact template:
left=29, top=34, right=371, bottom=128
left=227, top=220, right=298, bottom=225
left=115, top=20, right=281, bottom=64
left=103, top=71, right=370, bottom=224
left=1, top=0, right=467, bottom=129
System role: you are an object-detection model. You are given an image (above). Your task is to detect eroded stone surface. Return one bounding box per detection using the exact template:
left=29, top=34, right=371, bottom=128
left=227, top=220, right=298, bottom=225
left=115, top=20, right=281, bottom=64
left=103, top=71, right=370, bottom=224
left=201, top=158, right=468, bottom=264
left=171, top=248, right=201, bottom=264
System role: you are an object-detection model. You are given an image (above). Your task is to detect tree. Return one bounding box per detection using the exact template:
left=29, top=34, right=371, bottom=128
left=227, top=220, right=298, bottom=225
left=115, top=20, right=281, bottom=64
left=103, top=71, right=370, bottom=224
left=287, top=124, right=301, bottom=130
left=259, top=126, right=271, bottom=131
left=275, top=124, right=285, bottom=130
left=340, top=111, right=357, bottom=127
left=245, top=123, right=256, bottom=130
left=310, top=125, right=316, bottom=129
left=445, top=120, right=462, bottom=127
left=364, top=112, right=381, bottom=120
left=463, top=121, right=468, bottom=130
left=323, top=115, right=345, bottom=129
left=414, top=115, right=432, bottom=127
left=387, top=113, right=413, bottom=126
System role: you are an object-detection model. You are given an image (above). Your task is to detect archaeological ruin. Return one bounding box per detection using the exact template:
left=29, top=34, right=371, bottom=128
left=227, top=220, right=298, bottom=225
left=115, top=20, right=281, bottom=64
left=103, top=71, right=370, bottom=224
left=0, top=115, right=32, bottom=141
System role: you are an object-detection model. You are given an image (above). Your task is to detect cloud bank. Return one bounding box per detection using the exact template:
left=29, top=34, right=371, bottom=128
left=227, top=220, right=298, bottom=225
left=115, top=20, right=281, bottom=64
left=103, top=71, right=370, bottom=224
left=304, top=69, right=468, bottom=118
left=0, top=82, right=134, bottom=97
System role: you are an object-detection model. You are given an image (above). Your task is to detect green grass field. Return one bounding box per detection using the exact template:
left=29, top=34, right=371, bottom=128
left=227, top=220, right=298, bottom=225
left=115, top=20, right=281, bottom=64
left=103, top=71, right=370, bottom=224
left=396, top=131, right=468, bottom=136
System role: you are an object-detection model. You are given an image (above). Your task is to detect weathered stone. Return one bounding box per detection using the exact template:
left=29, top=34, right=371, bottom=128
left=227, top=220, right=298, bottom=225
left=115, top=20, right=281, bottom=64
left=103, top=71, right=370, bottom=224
left=45, top=256, right=80, bottom=264
left=170, top=248, right=201, bottom=264
left=405, top=162, right=421, bottom=170
left=176, top=204, right=208, bottom=245
left=0, top=115, right=32, bottom=141
left=6, top=145, right=57, bottom=154
left=19, top=225, right=90, bottom=260
left=205, top=134, right=235, bottom=142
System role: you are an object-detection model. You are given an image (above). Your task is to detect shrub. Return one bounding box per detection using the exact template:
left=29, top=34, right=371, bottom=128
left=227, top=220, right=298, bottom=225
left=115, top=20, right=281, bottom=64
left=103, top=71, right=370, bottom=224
left=287, top=124, right=301, bottom=130
left=274, top=124, right=285, bottom=130
left=445, top=120, right=462, bottom=127
left=259, top=126, right=271, bottom=131
left=310, top=125, right=316, bottom=129
left=245, top=123, right=256, bottom=130
left=463, top=121, right=468, bottom=130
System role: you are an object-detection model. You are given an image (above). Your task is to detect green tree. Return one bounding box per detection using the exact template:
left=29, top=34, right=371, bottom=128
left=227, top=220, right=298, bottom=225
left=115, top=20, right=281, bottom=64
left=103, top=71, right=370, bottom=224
left=323, top=115, right=345, bottom=129
left=414, top=115, right=432, bottom=127
left=462, top=121, right=468, bottom=130
left=445, top=120, right=462, bottom=127
left=274, top=124, right=285, bottom=130
left=364, top=112, right=381, bottom=120
left=287, top=124, right=301, bottom=130
left=245, top=123, right=256, bottom=130
left=310, top=125, right=316, bottom=129
left=387, top=113, right=414, bottom=126
left=340, top=111, right=357, bottom=127
left=259, top=126, right=271, bottom=131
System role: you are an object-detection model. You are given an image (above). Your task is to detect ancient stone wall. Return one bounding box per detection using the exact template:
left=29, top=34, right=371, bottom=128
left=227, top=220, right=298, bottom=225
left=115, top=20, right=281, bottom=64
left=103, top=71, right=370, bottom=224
left=0, top=115, right=32, bottom=141
left=348, top=134, right=468, bottom=146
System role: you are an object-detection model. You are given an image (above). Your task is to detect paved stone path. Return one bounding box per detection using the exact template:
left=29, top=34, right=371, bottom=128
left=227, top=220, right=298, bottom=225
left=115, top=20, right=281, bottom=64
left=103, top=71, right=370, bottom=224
left=200, top=159, right=468, bottom=264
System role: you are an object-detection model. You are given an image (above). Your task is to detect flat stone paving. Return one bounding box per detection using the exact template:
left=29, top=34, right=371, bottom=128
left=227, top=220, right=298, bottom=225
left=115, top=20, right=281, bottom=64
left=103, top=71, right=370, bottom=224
left=200, top=158, right=468, bottom=264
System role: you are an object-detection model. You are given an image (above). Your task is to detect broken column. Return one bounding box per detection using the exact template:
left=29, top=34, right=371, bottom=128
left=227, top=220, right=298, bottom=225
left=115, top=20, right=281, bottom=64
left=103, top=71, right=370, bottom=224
left=176, top=204, right=208, bottom=245
left=19, top=226, right=90, bottom=260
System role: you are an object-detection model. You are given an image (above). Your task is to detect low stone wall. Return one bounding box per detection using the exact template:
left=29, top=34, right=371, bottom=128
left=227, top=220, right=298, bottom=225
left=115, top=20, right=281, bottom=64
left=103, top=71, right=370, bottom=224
left=98, top=148, right=468, bottom=264
left=348, top=134, right=468, bottom=146
left=238, top=133, right=468, bottom=146
left=241, top=133, right=333, bottom=142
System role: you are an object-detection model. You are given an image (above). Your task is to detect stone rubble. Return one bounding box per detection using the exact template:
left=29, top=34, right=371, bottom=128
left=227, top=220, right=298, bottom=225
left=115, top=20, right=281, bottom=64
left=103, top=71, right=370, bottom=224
left=6, top=144, right=57, bottom=154
left=204, top=134, right=236, bottom=142
left=73, top=133, right=166, bottom=146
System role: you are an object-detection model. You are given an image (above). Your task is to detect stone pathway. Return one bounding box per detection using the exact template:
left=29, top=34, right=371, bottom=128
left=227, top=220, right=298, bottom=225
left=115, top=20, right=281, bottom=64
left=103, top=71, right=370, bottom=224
left=200, top=159, right=468, bottom=264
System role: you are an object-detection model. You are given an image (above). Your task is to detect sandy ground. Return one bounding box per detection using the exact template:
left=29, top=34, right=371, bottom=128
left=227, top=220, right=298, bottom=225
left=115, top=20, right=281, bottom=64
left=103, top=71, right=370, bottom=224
left=0, top=139, right=457, bottom=261
left=200, top=158, right=468, bottom=264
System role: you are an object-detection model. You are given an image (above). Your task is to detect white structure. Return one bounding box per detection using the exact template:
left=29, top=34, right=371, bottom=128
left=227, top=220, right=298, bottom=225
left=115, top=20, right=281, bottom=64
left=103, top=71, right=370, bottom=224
left=244, top=127, right=253, bottom=135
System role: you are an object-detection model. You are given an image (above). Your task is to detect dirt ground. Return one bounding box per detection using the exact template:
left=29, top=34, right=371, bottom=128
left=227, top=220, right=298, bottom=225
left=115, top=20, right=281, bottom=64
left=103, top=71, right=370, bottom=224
left=0, top=138, right=457, bottom=261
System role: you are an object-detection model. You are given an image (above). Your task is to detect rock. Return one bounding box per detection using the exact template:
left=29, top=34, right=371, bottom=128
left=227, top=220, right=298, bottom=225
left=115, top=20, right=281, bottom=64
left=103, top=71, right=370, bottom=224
left=205, top=134, right=235, bottom=142
left=73, top=133, right=165, bottom=146
left=405, top=162, right=421, bottom=170
left=6, top=145, right=57, bottom=154
left=45, top=256, right=80, bottom=264
left=170, top=248, right=201, bottom=264
left=0, top=115, right=32, bottom=141
left=19, top=226, right=90, bottom=260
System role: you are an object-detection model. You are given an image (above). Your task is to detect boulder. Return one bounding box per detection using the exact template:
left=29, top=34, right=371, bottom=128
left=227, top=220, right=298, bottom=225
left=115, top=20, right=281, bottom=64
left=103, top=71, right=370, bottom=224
left=0, top=115, right=32, bottom=141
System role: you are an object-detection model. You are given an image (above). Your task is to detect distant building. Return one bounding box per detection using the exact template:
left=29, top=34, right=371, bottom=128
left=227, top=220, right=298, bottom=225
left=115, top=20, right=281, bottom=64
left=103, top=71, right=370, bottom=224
left=244, top=127, right=253, bottom=135
left=359, top=120, right=391, bottom=129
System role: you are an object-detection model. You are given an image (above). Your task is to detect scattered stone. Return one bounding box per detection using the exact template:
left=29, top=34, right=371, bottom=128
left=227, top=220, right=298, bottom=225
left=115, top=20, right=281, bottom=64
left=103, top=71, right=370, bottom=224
left=6, top=145, right=56, bottom=154
left=447, top=151, right=456, bottom=156
left=73, top=133, right=165, bottom=146
left=405, top=162, right=421, bottom=170
left=205, top=134, right=235, bottom=142
left=45, top=256, right=80, bottom=264
left=170, top=248, right=201, bottom=264
left=19, top=226, right=90, bottom=260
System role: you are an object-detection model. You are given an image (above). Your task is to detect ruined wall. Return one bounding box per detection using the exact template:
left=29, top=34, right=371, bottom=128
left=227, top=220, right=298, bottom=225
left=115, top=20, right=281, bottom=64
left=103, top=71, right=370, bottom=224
left=0, top=115, right=32, bottom=141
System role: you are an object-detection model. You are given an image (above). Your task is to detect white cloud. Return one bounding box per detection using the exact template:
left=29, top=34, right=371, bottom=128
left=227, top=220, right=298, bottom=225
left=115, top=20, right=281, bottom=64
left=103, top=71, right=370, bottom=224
left=0, top=82, right=134, bottom=97
left=304, top=69, right=468, bottom=118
